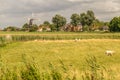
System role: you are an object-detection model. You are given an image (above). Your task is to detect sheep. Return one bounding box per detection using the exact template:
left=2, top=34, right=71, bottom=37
left=34, top=39, right=38, bottom=41
left=105, top=50, right=115, bottom=56
left=74, top=38, right=80, bottom=42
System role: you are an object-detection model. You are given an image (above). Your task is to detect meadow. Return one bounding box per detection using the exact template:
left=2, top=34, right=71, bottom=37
left=0, top=32, right=120, bottom=80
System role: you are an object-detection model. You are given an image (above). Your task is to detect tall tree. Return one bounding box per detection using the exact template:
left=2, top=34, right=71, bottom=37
left=52, top=14, right=66, bottom=31
left=22, top=23, right=29, bottom=31
left=4, top=26, right=19, bottom=31
left=86, top=10, right=95, bottom=26
left=109, top=16, right=120, bottom=32
left=80, top=13, right=87, bottom=26
left=43, top=21, right=50, bottom=26
left=29, top=24, right=38, bottom=32
left=70, top=13, right=80, bottom=26
left=90, top=19, right=100, bottom=31
left=80, top=10, right=95, bottom=26
left=22, top=23, right=38, bottom=32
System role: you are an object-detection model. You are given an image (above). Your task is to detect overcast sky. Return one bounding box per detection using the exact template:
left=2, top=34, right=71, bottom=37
left=0, top=0, right=120, bottom=28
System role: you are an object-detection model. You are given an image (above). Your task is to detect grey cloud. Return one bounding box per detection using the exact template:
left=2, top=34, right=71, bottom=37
left=1, top=0, right=80, bottom=14
left=113, top=0, right=120, bottom=3
left=0, top=0, right=120, bottom=28
left=0, top=0, right=97, bottom=15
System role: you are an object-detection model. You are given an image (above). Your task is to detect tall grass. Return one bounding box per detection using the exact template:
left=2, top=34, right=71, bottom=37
left=0, top=54, right=116, bottom=80
left=82, top=56, right=115, bottom=80
left=0, top=33, right=119, bottom=42
left=21, top=54, right=41, bottom=80
left=0, top=32, right=120, bottom=42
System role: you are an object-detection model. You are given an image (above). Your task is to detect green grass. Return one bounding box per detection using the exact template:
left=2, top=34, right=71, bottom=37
left=0, top=31, right=120, bottom=42
left=0, top=39, right=120, bottom=79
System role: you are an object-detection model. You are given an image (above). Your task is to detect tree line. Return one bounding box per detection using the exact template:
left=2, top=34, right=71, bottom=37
left=3, top=10, right=120, bottom=32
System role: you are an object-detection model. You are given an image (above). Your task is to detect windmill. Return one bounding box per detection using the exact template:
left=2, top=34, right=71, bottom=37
left=28, top=18, right=36, bottom=28
left=27, top=13, right=40, bottom=31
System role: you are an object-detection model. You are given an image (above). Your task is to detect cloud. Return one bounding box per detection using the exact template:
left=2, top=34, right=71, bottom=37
left=67, top=0, right=82, bottom=2
left=67, top=0, right=94, bottom=2
left=0, top=0, right=120, bottom=28
left=0, top=0, right=79, bottom=14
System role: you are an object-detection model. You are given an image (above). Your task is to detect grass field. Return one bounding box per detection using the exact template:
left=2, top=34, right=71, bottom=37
left=0, top=38, right=120, bottom=79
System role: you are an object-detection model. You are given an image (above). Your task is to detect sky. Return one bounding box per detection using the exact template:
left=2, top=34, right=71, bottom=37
left=0, top=0, right=120, bottom=28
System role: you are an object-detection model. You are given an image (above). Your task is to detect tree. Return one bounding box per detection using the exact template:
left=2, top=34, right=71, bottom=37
left=22, top=23, right=29, bottom=31
left=80, top=13, right=86, bottom=26
left=40, top=21, right=51, bottom=32
left=79, top=10, right=96, bottom=31
left=52, top=14, right=66, bottom=31
left=70, top=13, right=80, bottom=26
left=22, top=23, right=38, bottom=32
left=80, top=10, right=95, bottom=26
left=50, top=24, right=56, bottom=31
left=90, top=19, right=102, bottom=31
left=109, top=16, right=120, bottom=32
left=86, top=10, right=95, bottom=26
left=43, top=21, right=50, bottom=26
left=3, top=26, right=20, bottom=31
left=29, top=24, right=38, bottom=32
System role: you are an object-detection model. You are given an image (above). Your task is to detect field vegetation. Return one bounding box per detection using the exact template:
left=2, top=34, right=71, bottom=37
left=0, top=32, right=120, bottom=80
left=0, top=32, right=120, bottom=42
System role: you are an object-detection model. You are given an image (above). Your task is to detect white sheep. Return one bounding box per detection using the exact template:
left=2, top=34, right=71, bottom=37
left=105, top=50, right=115, bottom=56
left=34, top=39, right=38, bottom=41
left=74, top=38, right=80, bottom=42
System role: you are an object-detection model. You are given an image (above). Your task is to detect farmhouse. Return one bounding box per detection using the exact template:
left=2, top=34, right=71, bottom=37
left=102, top=26, right=109, bottom=31
left=38, top=25, right=51, bottom=32
left=60, top=23, right=83, bottom=32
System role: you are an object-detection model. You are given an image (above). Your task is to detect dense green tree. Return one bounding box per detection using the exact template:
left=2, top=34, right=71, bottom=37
left=104, top=22, right=109, bottom=26
left=80, top=13, right=87, bottom=26
left=87, top=10, right=95, bottom=20
left=29, top=24, right=38, bottom=32
left=50, top=24, right=56, bottom=31
left=86, top=10, right=95, bottom=25
left=109, top=16, right=120, bottom=32
left=70, top=13, right=80, bottom=26
left=43, top=21, right=50, bottom=26
left=52, top=14, right=66, bottom=31
left=80, top=10, right=95, bottom=26
left=4, top=26, right=20, bottom=31
left=22, top=23, right=38, bottom=32
left=90, top=19, right=102, bottom=31
left=22, top=23, right=29, bottom=31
